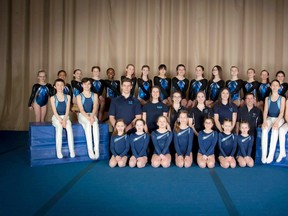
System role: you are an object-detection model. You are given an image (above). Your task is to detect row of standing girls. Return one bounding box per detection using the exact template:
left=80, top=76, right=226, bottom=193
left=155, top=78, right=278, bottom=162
left=110, top=112, right=254, bottom=169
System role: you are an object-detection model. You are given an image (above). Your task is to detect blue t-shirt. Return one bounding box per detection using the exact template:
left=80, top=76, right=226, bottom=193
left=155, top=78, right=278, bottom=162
left=108, top=95, right=142, bottom=125
left=143, top=102, right=169, bottom=132
left=214, top=102, right=238, bottom=124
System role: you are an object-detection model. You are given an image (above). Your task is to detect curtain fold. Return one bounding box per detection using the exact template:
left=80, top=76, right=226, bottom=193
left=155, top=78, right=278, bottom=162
left=0, top=0, right=287, bottom=130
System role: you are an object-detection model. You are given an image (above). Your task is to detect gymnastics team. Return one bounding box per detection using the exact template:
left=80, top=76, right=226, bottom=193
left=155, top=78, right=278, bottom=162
left=28, top=64, right=288, bottom=168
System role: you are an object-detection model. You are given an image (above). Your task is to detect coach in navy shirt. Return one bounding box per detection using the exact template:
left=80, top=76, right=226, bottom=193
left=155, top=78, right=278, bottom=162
left=109, top=78, right=142, bottom=132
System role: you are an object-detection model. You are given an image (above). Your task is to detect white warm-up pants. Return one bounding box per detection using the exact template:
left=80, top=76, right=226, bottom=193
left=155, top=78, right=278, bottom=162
left=78, top=113, right=100, bottom=158
left=261, top=117, right=284, bottom=163
left=52, top=115, right=74, bottom=156
left=278, top=123, right=288, bottom=158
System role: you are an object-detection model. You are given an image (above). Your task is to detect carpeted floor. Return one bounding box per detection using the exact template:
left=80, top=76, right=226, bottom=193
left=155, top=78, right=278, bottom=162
left=1, top=131, right=288, bottom=216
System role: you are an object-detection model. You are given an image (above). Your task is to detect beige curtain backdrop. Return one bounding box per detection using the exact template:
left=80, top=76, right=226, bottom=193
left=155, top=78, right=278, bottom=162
left=0, top=0, right=288, bottom=130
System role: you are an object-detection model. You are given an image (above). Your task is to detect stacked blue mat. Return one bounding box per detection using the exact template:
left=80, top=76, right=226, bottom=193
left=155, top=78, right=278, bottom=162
left=29, top=122, right=110, bottom=167
left=255, top=127, right=288, bottom=167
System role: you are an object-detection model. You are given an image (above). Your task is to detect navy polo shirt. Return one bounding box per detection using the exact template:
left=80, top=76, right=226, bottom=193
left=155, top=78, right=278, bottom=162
left=108, top=95, right=142, bottom=125
left=143, top=102, right=168, bottom=131
left=189, top=106, right=214, bottom=132
left=237, top=105, right=263, bottom=136
left=214, top=102, right=238, bottom=124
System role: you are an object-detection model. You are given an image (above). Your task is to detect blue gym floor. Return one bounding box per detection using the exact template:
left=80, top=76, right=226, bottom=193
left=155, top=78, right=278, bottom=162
left=1, top=131, right=288, bottom=216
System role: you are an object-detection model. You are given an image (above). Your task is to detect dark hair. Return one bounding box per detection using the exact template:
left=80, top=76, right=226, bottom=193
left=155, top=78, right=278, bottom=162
left=174, top=110, right=189, bottom=133
left=112, top=119, right=126, bottom=136
left=270, top=79, right=281, bottom=86
left=211, top=65, right=222, bottom=81
left=121, top=78, right=132, bottom=85
left=37, top=70, right=46, bottom=76
left=196, top=65, right=204, bottom=71
left=53, top=78, right=65, bottom=86
left=222, top=118, right=232, bottom=125
left=125, top=64, right=135, bottom=78
left=73, top=69, right=81, bottom=74
left=204, top=116, right=215, bottom=125
left=194, top=91, right=206, bottom=107
left=244, top=93, right=254, bottom=99
left=81, top=77, right=92, bottom=84
left=217, top=87, right=231, bottom=105
left=276, top=70, right=285, bottom=77
left=141, top=65, right=150, bottom=80
left=106, top=68, right=115, bottom=75
left=239, top=120, right=250, bottom=129
left=247, top=68, right=256, bottom=74
left=57, top=70, right=66, bottom=76
left=91, top=66, right=101, bottom=72
left=176, top=64, right=186, bottom=71
left=260, top=69, right=269, bottom=83
left=158, top=64, right=167, bottom=71
left=150, top=86, right=162, bottom=102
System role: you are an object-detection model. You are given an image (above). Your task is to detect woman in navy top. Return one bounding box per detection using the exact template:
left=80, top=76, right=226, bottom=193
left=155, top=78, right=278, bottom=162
left=154, top=64, right=172, bottom=106
left=109, top=119, right=130, bottom=168
left=77, top=77, right=100, bottom=160
left=218, top=119, right=237, bottom=168
left=261, top=79, right=285, bottom=164
left=129, top=119, right=150, bottom=168
left=172, top=64, right=189, bottom=107
left=256, top=70, right=270, bottom=111
left=137, top=65, right=153, bottom=105
left=151, top=116, right=173, bottom=168
left=173, top=110, right=194, bottom=168
left=226, top=66, right=243, bottom=107
left=214, top=88, right=238, bottom=132
left=187, top=65, right=207, bottom=108
left=28, top=70, right=53, bottom=122
left=50, top=79, right=75, bottom=159
left=197, top=117, right=218, bottom=168
left=142, top=86, right=169, bottom=133
left=206, top=65, right=225, bottom=108
left=237, top=121, right=254, bottom=167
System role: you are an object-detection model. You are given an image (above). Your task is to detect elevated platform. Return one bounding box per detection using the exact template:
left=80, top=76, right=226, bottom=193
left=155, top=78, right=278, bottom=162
left=29, top=122, right=109, bottom=167
left=255, top=127, right=288, bottom=167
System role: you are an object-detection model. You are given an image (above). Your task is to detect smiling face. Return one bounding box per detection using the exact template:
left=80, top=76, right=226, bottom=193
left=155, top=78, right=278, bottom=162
left=157, top=116, right=168, bottom=129
left=54, top=81, right=65, bottom=93
left=204, top=119, right=214, bottom=130
left=247, top=69, right=255, bottom=79
left=172, top=92, right=182, bottom=104
left=121, top=81, right=132, bottom=95
left=230, top=67, right=238, bottom=76
left=222, top=120, right=232, bottom=133
left=115, top=121, right=125, bottom=135
left=196, top=92, right=206, bottom=104
left=245, top=94, right=254, bottom=107
left=220, top=89, right=230, bottom=101
left=260, top=70, right=269, bottom=82
left=177, top=66, right=186, bottom=76
left=270, top=80, right=280, bottom=93
left=212, top=67, right=219, bottom=76
left=178, top=112, right=188, bottom=125
left=107, top=69, right=115, bottom=80
left=81, top=80, right=92, bottom=91
left=276, top=73, right=285, bottom=83
left=240, top=122, right=249, bottom=135
left=135, top=120, right=145, bottom=133
left=73, top=70, right=82, bottom=80
left=58, top=71, right=67, bottom=81
left=151, top=87, right=160, bottom=100
left=142, top=67, right=149, bottom=76
left=126, top=65, right=135, bottom=76
left=196, top=66, right=204, bottom=77
left=92, top=67, right=100, bottom=78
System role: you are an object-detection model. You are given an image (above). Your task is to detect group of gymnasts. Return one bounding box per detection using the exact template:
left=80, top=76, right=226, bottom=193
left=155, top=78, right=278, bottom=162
left=28, top=63, right=288, bottom=168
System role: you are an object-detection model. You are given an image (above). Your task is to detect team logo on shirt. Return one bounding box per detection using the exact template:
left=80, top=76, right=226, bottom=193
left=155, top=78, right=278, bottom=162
left=156, top=132, right=169, bottom=139
left=114, top=135, right=127, bottom=143
left=128, top=100, right=133, bottom=105
left=203, top=132, right=214, bottom=140
left=241, top=136, right=251, bottom=142
left=177, top=128, right=190, bottom=136
left=229, top=107, right=233, bottom=112
left=157, top=106, right=163, bottom=109
left=221, top=134, right=234, bottom=142
left=133, top=134, right=146, bottom=142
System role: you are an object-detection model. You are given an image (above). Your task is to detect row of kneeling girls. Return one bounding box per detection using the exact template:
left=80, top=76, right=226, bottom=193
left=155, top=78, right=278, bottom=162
left=109, top=114, right=254, bottom=169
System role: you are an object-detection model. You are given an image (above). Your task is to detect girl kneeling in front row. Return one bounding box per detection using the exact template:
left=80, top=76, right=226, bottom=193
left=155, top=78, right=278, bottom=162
left=109, top=119, right=130, bottom=168
left=129, top=119, right=150, bottom=168
left=218, top=119, right=237, bottom=168
left=237, top=121, right=254, bottom=167
left=173, top=110, right=194, bottom=168
left=197, top=117, right=218, bottom=168
left=151, top=116, right=173, bottom=168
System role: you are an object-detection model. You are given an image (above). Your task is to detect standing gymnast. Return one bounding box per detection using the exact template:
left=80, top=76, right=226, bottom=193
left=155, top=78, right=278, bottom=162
left=173, top=110, right=194, bottom=168
left=256, top=70, right=270, bottom=111
left=50, top=79, right=75, bottom=159
left=218, top=119, right=237, bottom=169
left=172, top=64, right=189, bottom=107
left=109, top=119, right=130, bottom=168
left=154, top=64, right=172, bottom=106
left=206, top=65, right=225, bottom=108
left=276, top=70, right=288, bottom=97
left=137, top=65, right=153, bottom=105
left=129, top=119, right=150, bottom=168
left=28, top=70, right=53, bottom=122
left=197, top=117, right=218, bottom=168
left=77, top=77, right=99, bottom=160
left=121, top=64, right=137, bottom=97
left=241, top=68, right=259, bottom=106
left=57, top=70, right=73, bottom=99
left=237, top=121, right=254, bottom=167
left=187, top=65, right=208, bottom=108
left=71, top=69, right=83, bottom=111
left=151, top=116, right=173, bottom=168
left=226, top=66, right=243, bottom=107
left=261, top=79, right=285, bottom=164
left=91, top=66, right=105, bottom=122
